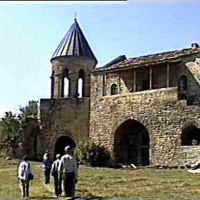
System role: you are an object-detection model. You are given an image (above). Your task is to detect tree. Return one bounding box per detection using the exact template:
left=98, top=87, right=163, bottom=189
left=0, top=100, right=39, bottom=154
left=18, top=100, right=38, bottom=122
left=0, top=111, right=22, bottom=149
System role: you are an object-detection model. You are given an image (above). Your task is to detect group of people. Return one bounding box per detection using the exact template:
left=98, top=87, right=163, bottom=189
left=17, top=145, right=79, bottom=199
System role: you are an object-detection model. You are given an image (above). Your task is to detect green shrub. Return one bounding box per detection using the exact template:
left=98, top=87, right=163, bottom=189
left=75, top=142, right=111, bottom=167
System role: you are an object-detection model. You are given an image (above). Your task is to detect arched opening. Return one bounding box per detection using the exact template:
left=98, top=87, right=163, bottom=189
left=54, top=136, right=76, bottom=159
left=114, top=119, right=150, bottom=166
left=181, top=125, right=200, bottom=145
left=61, top=68, right=70, bottom=97
left=78, top=78, right=83, bottom=98
left=78, top=69, right=85, bottom=98
left=178, top=75, right=188, bottom=100
left=111, top=83, right=118, bottom=95
left=64, top=78, right=69, bottom=97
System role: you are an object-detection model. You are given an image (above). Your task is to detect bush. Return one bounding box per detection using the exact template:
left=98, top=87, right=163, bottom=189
left=75, top=142, right=111, bottom=167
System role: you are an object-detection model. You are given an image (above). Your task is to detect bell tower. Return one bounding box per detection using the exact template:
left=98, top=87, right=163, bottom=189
left=38, top=18, right=97, bottom=159
left=50, top=18, right=97, bottom=99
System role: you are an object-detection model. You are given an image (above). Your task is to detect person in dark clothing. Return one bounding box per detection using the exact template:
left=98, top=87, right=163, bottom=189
left=42, top=153, right=51, bottom=184
left=51, top=154, right=62, bottom=197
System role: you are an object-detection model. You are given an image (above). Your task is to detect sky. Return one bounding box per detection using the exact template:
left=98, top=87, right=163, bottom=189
left=0, top=1, right=200, bottom=116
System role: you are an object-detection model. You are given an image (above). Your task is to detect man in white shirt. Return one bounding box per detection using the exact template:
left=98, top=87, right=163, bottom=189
left=58, top=146, right=78, bottom=198
left=18, top=155, right=32, bottom=198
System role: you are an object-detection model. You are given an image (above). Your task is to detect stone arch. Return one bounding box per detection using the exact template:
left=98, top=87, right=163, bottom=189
left=113, top=118, right=150, bottom=166
left=181, top=122, right=200, bottom=146
left=181, top=121, right=200, bottom=131
left=112, top=115, right=148, bottom=134
left=51, top=133, right=76, bottom=159
left=111, top=83, right=118, bottom=95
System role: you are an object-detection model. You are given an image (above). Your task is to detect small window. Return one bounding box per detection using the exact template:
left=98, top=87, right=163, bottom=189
left=178, top=75, right=188, bottom=100
left=64, top=77, right=69, bottom=97
left=179, top=75, right=187, bottom=91
left=78, top=69, right=85, bottom=98
left=61, top=68, right=70, bottom=97
left=78, top=78, right=83, bottom=98
left=111, top=84, right=118, bottom=95
left=142, top=80, right=150, bottom=91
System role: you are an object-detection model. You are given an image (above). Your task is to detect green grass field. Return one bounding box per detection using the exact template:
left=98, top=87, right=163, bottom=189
left=0, top=158, right=200, bottom=200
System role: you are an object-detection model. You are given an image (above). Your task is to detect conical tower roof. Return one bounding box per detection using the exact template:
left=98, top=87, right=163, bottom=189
left=51, top=19, right=97, bottom=63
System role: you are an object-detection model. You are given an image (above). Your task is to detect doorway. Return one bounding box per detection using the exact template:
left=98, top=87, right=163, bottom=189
left=54, top=136, right=76, bottom=159
left=114, top=119, right=150, bottom=166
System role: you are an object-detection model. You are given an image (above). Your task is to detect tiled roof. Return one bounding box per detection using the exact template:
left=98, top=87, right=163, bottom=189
left=93, top=47, right=200, bottom=72
left=51, top=19, right=97, bottom=63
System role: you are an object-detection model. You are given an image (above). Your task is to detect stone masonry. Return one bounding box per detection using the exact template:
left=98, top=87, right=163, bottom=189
left=23, top=19, right=200, bottom=167
left=90, top=50, right=200, bottom=167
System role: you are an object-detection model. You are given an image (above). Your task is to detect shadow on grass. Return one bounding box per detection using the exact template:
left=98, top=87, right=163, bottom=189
left=29, top=196, right=103, bottom=200
left=75, top=197, right=102, bottom=200
left=29, top=197, right=56, bottom=199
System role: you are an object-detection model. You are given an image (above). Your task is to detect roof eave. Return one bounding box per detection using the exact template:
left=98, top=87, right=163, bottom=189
left=50, top=55, right=97, bottom=63
left=92, top=59, right=182, bottom=74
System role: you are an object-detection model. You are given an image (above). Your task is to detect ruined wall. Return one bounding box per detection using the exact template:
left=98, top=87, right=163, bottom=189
left=38, top=97, right=90, bottom=159
left=21, top=118, right=40, bottom=160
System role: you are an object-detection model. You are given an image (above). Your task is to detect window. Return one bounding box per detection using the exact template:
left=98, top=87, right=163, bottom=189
left=181, top=125, right=200, bottom=146
left=78, top=69, right=85, bottom=98
left=78, top=78, right=83, bottom=98
left=142, top=80, right=150, bottom=91
left=111, top=83, right=118, bottom=95
left=178, top=75, right=188, bottom=100
left=62, top=68, right=70, bottom=97
left=179, top=75, right=187, bottom=91
left=64, top=77, right=69, bottom=97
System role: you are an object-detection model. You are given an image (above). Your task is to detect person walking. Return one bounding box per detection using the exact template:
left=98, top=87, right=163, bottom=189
left=58, top=146, right=78, bottom=199
left=43, top=150, right=49, bottom=160
left=51, top=154, right=62, bottom=198
left=42, top=153, right=51, bottom=184
left=18, top=155, right=33, bottom=199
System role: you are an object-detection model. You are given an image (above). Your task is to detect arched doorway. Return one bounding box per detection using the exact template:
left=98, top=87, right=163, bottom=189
left=181, top=125, right=200, bottom=145
left=114, top=119, right=150, bottom=166
left=54, top=136, right=76, bottom=158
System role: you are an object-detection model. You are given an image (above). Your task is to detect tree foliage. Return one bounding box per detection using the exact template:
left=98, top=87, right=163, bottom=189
left=18, top=100, right=38, bottom=122
left=0, top=111, right=21, bottom=148
left=0, top=100, right=39, bottom=151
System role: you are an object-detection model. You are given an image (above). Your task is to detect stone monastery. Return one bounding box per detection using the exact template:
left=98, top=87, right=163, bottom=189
left=24, top=19, right=200, bottom=167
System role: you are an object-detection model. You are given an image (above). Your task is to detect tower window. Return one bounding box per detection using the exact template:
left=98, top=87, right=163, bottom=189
left=78, top=69, right=85, bottom=98
left=62, top=68, right=70, bottom=97
left=64, top=78, right=69, bottom=97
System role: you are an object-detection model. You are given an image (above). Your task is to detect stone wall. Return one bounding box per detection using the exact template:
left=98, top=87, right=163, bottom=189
left=90, top=86, right=200, bottom=166
left=90, top=55, right=200, bottom=166
left=38, top=97, right=90, bottom=159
